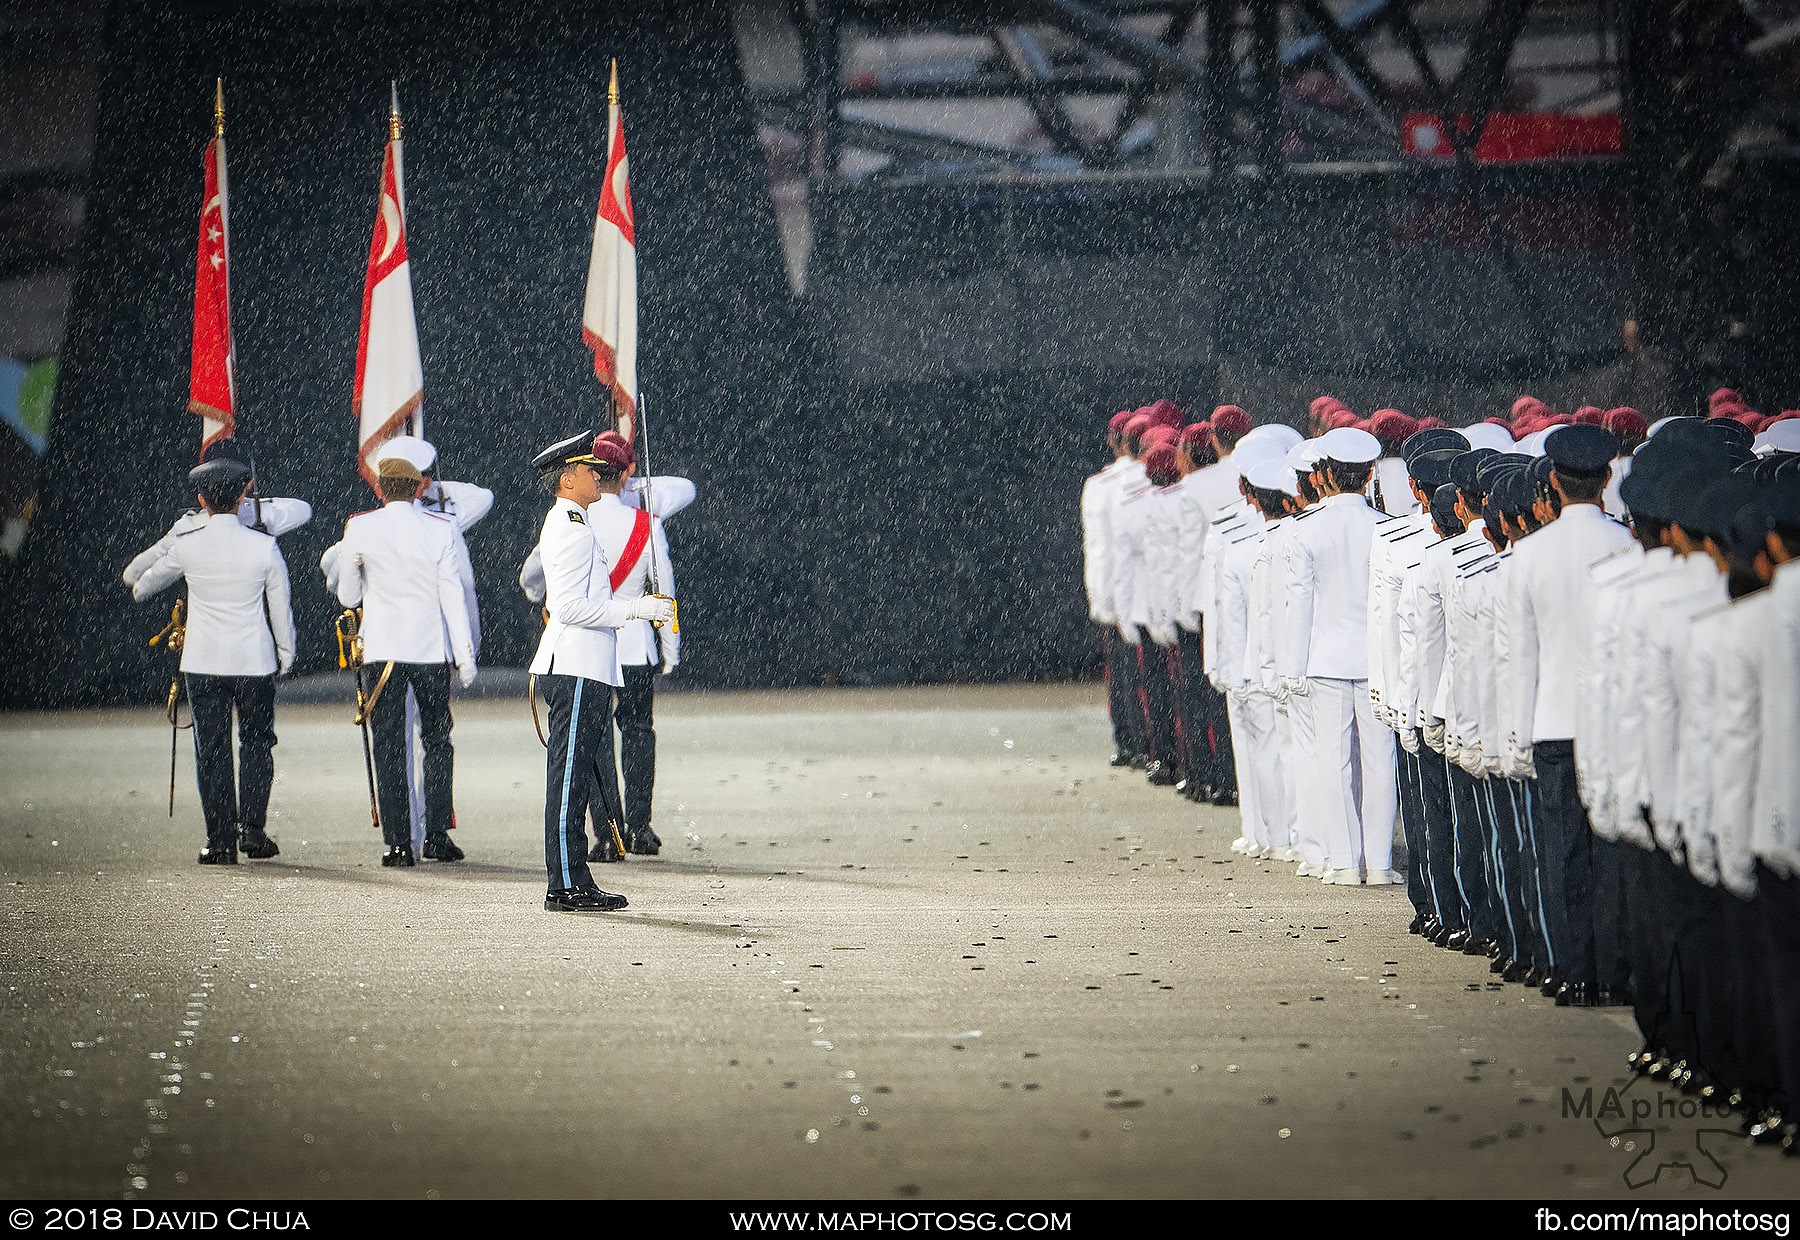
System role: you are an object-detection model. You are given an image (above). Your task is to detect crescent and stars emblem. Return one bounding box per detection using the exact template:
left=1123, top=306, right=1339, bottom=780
left=378, top=192, right=403, bottom=263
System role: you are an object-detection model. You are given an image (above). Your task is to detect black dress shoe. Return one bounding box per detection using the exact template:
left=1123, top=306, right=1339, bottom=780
left=1626, top=1047, right=1653, bottom=1075
left=1183, top=782, right=1210, bottom=803
left=1594, top=985, right=1632, bottom=1008
left=544, top=885, right=629, bottom=913
left=1489, top=954, right=1511, bottom=975
left=1556, top=982, right=1595, bottom=1008
left=238, top=827, right=279, bottom=859
left=1501, top=960, right=1528, bottom=984
left=588, top=832, right=623, bottom=863
left=1644, top=1053, right=1675, bottom=1080
left=198, top=846, right=238, bottom=866
left=1408, top=913, right=1429, bottom=936
left=1539, top=975, right=1562, bottom=998
left=1485, top=939, right=1504, bottom=959
left=1145, top=761, right=1178, bottom=786
left=1521, top=965, right=1547, bottom=989
left=423, top=832, right=465, bottom=862
left=380, top=845, right=416, bottom=868
left=1445, top=929, right=1470, bottom=952
left=1748, top=1107, right=1787, bottom=1145
left=1462, top=936, right=1493, bottom=957
left=1781, top=1123, right=1800, bottom=1156
left=1108, top=752, right=1134, bottom=768
left=1209, top=787, right=1239, bottom=806
left=623, top=825, right=661, bottom=856
left=1128, top=754, right=1151, bottom=771
left=1429, top=922, right=1456, bottom=947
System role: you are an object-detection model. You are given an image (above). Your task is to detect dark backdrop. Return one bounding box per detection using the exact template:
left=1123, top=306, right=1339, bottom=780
left=1, top=0, right=812, bottom=706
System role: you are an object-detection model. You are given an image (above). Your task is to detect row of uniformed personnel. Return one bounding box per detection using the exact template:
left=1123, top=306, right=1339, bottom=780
left=1081, top=397, right=1800, bottom=1153
left=122, top=430, right=691, bottom=913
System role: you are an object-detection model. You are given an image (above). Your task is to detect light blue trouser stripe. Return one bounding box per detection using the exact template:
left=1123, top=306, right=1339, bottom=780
left=557, top=678, right=584, bottom=890
left=1483, top=780, right=1518, bottom=956
left=1519, top=780, right=1556, bottom=970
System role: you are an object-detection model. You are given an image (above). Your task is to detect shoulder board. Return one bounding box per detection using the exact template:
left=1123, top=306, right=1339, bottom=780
left=1403, top=560, right=1424, bottom=571
left=1227, top=531, right=1263, bottom=545
left=1374, top=512, right=1404, bottom=524
left=421, top=509, right=453, bottom=523
left=1389, top=528, right=1425, bottom=542
left=1473, top=563, right=1499, bottom=576
left=1690, top=598, right=1738, bottom=623
left=1291, top=507, right=1321, bottom=520
left=346, top=508, right=377, bottom=520
left=568, top=509, right=586, bottom=525
left=175, top=523, right=203, bottom=537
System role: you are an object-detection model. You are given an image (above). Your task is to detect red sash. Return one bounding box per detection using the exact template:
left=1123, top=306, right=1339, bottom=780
left=609, top=509, right=652, bottom=593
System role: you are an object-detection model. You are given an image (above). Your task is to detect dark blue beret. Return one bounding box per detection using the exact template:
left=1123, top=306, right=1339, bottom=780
left=1543, top=424, right=1620, bottom=475
left=1701, top=417, right=1755, bottom=448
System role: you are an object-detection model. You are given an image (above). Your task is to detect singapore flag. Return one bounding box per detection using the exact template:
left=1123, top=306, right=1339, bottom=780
left=354, top=83, right=425, bottom=491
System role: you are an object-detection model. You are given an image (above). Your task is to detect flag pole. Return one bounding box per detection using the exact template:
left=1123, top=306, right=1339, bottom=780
left=214, top=77, right=224, bottom=139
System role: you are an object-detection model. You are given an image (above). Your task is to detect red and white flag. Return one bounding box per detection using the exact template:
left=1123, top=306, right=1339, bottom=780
left=582, top=59, right=637, bottom=442
left=189, top=92, right=234, bottom=458
left=353, top=84, right=425, bottom=491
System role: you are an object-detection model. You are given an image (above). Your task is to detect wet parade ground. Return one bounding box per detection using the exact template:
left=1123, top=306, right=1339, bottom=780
left=0, top=683, right=1788, bottom=1201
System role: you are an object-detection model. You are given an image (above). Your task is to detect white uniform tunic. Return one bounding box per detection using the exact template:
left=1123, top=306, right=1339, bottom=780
left=328, top=501, right=476, bottom=671
left=1081, top=458, right=1130, bottom=624
left=1503, top=505, right=1635, bottom=744
left=1752, top=560, right=1800, bottom=876
left=132, top=511, right=296, bottom=677
left=1714, top=588, right=1773, bottom=898
left=122, top=496, right=312, bottom=589
left=522, top=492, right=678, bottom=669
left=527, top=498, right=642, bottom=686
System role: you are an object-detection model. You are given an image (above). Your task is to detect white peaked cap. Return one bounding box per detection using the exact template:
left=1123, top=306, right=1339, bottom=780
left=374, top=434, right=437, bottom=472
left=1457, top=422, right=1516, bottom=453
left=1647, top=415, right=1696, bottom=438
left=1317, top=426, right=1382, bottom=464
left=1753, top=420, right=1800, bottom=456
left=1286, top=438, right=1327, bottom=471
left=1245, top=458, right=1300, bottom=496
left=1516, top=428, right=1551, bottom=458
left=1232, top=436, right=1286, bottom=475
left=1239, top=423, right=1304, bottom=453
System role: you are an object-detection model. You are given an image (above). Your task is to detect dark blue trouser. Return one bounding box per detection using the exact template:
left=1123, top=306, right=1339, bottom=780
left=369, top=662, right=453, bottom=848
left=1504, top=778, right=1555, bottom=974
left=1396, top=746, right=1429, bottom=916
left=1532, top=740, right=1593, bottom=985
left=539, top=673, right=612, bottom=894
left=1103, top=627, right=1144, bottom=758
left=1448, top=762, right=1500, bottom=943
left=1418, top=747, right=1462, bottom=928
left=1758, top=864, right=1800, bottom=1110
left=186, top=672, right=277, bottom=851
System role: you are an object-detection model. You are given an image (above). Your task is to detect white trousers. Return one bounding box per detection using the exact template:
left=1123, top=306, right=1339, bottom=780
left=1279, top=689, right=1327, bottom=868
left=1232, top=691, right=1289, bottom=851
left=1306, top=677, right=1398, bottom=875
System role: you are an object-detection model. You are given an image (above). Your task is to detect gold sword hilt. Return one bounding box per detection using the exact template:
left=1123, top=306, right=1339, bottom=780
left=149, top=599, right=186, bottom=652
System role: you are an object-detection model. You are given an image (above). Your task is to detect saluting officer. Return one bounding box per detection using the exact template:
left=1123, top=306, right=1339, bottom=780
left=123, top=438, right=312, bottom=590
left=323, top=455, right=477, bottom=868
left=528, top=431, right=675, bottom=913
left=131, top=453, right=296, bottom=864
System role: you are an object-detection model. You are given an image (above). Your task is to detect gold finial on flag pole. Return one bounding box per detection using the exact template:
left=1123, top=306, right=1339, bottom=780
left=609, top=58, right=619, bottom=107
left=389, top=81, right=402, bottom=141
left=214, top=77, right=225, bottom=139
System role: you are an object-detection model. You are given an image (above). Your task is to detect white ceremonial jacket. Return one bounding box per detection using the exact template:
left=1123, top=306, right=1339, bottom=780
left=521, top=491, right=677, bottom=669
left=1211, top=520, right=1265, bottom=691
left=1608, top=548, right=1682, bottom=835
left=1714, top=588, right=1773, bottom=898
left=1674, top=598, right=1733, bottom=885
left=527, top=497, right=642, bottom=685
left=1601, top=455, right=1632, bottom=522
left=132, top=510, right=295, bottom=677
left=1201, top=502, right=1251, bottom=671
left=418, top=479, right=494, bottom=531
left=1372, top=457, right=1421, bottom=517
left=1081, top=459, right=1129, bottom=624
left=1170, top=472, right=1209, bottom=632
left=1503, top=504, right=1635, bottom=744
left=1111, top=476, right=1157, bottom=644
left=1751, top=561, right=1800, bottom=878
left=122, top=495, right=312, bottom=589
left=1576, top=544, right=1646, bottom=842
left=1245, top=516, right=1295, bottom=692
left=1279, top=492, right=1378, bottom=682
left=1633, top=554, right=1724, bottom=852
left=1368, top=511, right=1432, bottom=726
left=327, top=501, right=476, bottom=669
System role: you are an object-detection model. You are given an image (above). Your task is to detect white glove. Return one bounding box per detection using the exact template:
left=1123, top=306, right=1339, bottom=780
left=1422, top=722, right=1446, bottom=753
left=659, top=653, right=676, bottom=676
left=278, top=657, right=294, bottom=677
left=1398, top=726, right=1419, bottom=755
left=629, top=595, right=676, bottom=625
left=1278, top=676, right=1308, bottom=699
left=1508, top=747, right=1537, bottom=781
left=458, top=661, right=477, bottom=689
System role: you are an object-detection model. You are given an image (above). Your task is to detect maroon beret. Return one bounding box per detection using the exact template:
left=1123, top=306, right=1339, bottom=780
left=1146, top=398, right=1185, bottom=428
left=1326, top=408, right=1358, bottom=429
left=1108, top=409, right=1135, bottom=435
left=1369, top=409, right=1419, bottom=445
left=1509, top=395, right=1547, bottom=421
left=1210, top=405, right=1253, bottom=437
left=1602, top=406, right=1647, bottom=439
left=1573, top=406, right=1606, bottom=425
left=1415, top=415, right=1447, bottom=431
left=1143, top=443, right=1182, bottom=486
left=1709, top=387, right=1742, bottom=411
left=1309, top=395, right=1347, bottom=418
left=1124, top=413, right=1154, bottom=440
left=1179, top=421, right=1212, bottom=448
left=591, top=430, right=635, bottom=470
